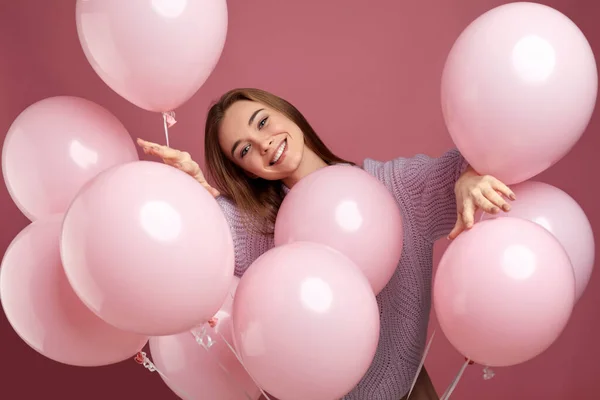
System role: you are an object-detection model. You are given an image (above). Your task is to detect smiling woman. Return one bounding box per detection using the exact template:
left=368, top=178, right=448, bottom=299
left=204, top=88, right=355, bottom=234
left=137, top=87, right=515, bottom=400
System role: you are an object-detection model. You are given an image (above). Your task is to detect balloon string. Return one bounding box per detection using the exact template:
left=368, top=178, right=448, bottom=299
left=189, top=325, right=252, bottom=400
left=440, top=358, right=470, bottom=400
left=215, top=331, right=273, bottom=400
left=407, top=330, right=436, bottom=399
left=134, top=351, right=194, bottom=399
left=162, top=111, right=177, bottom=147
left=191, top=318, right=271, bottom=400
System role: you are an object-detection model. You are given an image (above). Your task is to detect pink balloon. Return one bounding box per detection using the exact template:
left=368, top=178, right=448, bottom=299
left=0, top=215, right=147, bottom=366
left=60, top=161, right=235, bottom=336
left=441, top=2, right=597, bottom=184
left=233, top=242, right=380, bottom=400
left=274, top=165, right=403, bottom=294
left=434, top=218, right=575, bottom=367
left=150, top=277, right=261, bottom=400
left=76, top=0, right=228, bottom=112
left=481, top=181, right=595, bottom=302
left=2, top=96, right=139, bottom=221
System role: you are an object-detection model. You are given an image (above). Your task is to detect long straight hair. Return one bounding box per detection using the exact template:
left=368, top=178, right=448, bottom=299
left=204, top=88, right=354, bottom=234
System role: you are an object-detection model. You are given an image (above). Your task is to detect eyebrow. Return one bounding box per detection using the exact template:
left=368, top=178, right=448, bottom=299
left=230, top=140, right=241, bottom=158
left=231, top=108, right=265, bottom=157
left=248, top=108, right=264, bottom=126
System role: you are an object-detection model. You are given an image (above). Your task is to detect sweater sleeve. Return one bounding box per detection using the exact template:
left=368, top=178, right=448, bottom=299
left=215, top=195, right=248, bottom=278
left=215, top=195, right=278, bottom=277
left=363, top=148, right=468, bottom=243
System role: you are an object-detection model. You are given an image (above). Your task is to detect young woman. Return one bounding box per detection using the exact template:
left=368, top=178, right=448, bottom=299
left=137, top=88, right=514, bottom=400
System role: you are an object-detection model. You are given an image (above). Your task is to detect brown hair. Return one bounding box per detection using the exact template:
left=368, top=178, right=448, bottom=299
left=204, top=88, right=354, bottom=234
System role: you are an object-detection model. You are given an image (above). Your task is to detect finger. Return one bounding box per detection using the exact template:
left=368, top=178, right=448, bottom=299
left=209, top=187, right=220, bottom=197
left=137, top=138, right=156, bottom=154
left=137, top=138, right=158, bottom=148
left=175, top=160, right=201, bottom=177
left=482, top=187, right=511, bottom=212
left=135, top=138, right=180, bottom=160
left=471, top=190, right=500, bottom=214
left=137, top=138, right=167, bottom=155
left=461, top=199, right=477, bottom=228
left=149, top=145, right=181, bottom=161
left=202, top=183, right=220, bottom=197
left=173, top=160, right=212, bottom=185
left=489, top=177, right=516, bottom=201
left=448, top=215, right=466, bottom=240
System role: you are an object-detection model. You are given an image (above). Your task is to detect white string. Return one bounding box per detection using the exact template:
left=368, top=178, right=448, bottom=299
left=407, top=329, right=436, bottom=399
left=216, top=362, right=255, bottom=400
left=205, top=290, right=273, bottom=398
left=135, top=352, right=195, bottom=399
left=216, top=331, right=273, bottom=400
left=189, top=328, right=254, bottom=400
left=440, top=358, right=470, bottom=400
left=162, top=113, right=170, bottom=148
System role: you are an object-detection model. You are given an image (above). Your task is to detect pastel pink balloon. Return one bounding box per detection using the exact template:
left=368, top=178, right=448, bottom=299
left=150, top=277, right=261, bottom=400
left=441, top=2, right=597, bottom=185
left=76, top=0, right=228, bottom=112
left=233, top=242, right=380, bottom=400
left=0, top=215, right=147, bottom=366
left=434, top=218, right=575, bottom=367
left=274, top=165, right=403, bottom=294
left=60, top=161, right=235, bottom=336
left=2, top=96, right=138, bottom=221
left=481, top=181, right=595, bottom=302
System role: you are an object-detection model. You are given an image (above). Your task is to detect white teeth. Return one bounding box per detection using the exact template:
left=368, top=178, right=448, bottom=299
left=271, top=140, right=286, bottom=164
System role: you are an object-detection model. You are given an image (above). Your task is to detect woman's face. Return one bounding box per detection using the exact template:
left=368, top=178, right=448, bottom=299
left=218, top=100, right=305, bottom=180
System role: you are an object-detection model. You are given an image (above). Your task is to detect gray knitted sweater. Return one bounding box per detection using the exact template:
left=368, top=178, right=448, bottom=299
left=216, top=149, right=467, bottom=399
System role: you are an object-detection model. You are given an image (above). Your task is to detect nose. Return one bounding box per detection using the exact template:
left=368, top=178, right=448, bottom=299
left=260, top=138, right=274, bottom=154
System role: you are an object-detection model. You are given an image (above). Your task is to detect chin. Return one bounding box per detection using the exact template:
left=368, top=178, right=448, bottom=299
left=284, top=150, right=303, bottom=170
left=256, top=161, right=298, bottom=182
left=261, top=168, right=294, bottom=181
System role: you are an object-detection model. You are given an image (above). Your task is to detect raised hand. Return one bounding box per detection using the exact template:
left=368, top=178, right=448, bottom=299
left=137, top=138, right=220, bottom=197
left=448, top=166, right=515, bottom=240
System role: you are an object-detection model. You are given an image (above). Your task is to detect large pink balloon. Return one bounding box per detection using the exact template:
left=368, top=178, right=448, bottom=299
left=0, top=215, right=148, bottom=366
left=76, top=0, right=228, bottom=112
left=441, top=2, right=597, bottom=184
left=60, top=161, right=235, bottom=336
left=274, top=165, right=403, bottom=294
left=481, top=181, right=595, bottom=302
left=150, top=277, right=261, bottom=400
left=434, top=218, right=575, bottom=367
left=2, top=96, right=138, bottom=221
left=233, top=242, right=380, bottom=400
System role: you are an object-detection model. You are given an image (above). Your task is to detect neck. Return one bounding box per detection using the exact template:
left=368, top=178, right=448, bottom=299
left=282, top=147, right=328, bottom=188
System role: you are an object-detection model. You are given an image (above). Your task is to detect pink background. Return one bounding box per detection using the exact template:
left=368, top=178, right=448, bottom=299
left=1, top=0, right=598, bottom=398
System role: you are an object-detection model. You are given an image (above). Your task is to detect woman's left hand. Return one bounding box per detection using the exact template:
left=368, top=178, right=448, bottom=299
left=448, top=166, right=516, bottom=240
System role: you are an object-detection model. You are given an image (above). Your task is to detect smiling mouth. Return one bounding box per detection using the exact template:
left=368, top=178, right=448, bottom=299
left=269, top=138, right=287, bottom=166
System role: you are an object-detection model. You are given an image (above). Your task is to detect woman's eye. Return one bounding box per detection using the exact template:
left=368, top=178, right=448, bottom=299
left=258, top=117, right=268, bottom=129
left=240, top=144, right=250, bottom=158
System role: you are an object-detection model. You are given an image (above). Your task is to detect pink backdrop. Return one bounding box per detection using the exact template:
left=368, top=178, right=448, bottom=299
left=1, top=0, right=598, bottom=398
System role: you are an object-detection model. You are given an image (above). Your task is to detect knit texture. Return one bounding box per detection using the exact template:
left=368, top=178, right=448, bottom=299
left=216, top=149, right=468, bottom=399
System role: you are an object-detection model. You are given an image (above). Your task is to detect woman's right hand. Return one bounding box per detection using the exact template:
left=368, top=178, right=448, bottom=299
left=136, top=138, right=220, bottom=197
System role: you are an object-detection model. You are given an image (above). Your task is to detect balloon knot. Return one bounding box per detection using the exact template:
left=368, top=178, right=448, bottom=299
left=483, top=366, right=495, bottom=380
left=134, top=351, right=157, bottom=372
left=134, top=352, right=145, bottom=364
left=162, top=111, right=177, bottom=128
left=208, top=317, right=218, bottom=328
left=465, top=357, right=475, bottom=365
left=191, top=326, right=216, bottom=350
